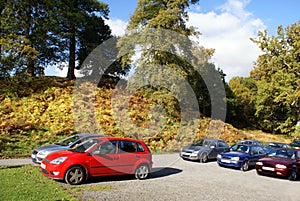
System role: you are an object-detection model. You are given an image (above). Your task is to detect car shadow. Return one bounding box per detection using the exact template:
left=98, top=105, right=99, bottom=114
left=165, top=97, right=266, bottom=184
left=182, top=158, right=217, bottom=163
left=84, top=167, right=182, bottom=184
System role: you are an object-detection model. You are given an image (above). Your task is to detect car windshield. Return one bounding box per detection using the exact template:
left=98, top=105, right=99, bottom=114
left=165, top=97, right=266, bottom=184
left=71, top=139, right=101, bottom=153
left=268, top=149, right=295, bottom=159
left=192, top=139, right=212, bottom=147
left=235, top=145, right=250, bottom=153
left=56, top=135, right=81, bottom=146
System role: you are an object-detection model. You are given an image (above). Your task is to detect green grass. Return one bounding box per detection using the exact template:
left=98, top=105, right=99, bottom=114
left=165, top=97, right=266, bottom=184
left=0, top=165, right=79, bottom=201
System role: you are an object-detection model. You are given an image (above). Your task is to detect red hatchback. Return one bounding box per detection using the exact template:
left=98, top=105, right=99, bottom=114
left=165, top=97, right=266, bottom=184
left=255, top=148, right=300, bottom=181
left=41, top=137, right=153, bottom=185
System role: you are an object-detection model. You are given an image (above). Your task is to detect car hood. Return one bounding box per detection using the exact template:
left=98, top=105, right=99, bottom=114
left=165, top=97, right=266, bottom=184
left=182, top=145, right=210, bottom=152
left=220, top=151, right=249, bottom=158
left=44, top=150, right=84, bottom=161
left=34, top=144, right=68, bottom=152
left=259, top=157, right=294, bottom=165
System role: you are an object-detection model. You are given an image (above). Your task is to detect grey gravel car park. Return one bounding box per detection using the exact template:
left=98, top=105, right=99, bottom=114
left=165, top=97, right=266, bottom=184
left=73, top=153, right=300, bottom=201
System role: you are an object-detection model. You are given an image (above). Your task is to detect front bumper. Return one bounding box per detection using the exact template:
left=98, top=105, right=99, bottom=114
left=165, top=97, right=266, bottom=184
left=40, top=161, right=66, bottom=180
left=180, top=152, right=199, bottom=161
left=256, top=165, right=290, bottom=177
left=217, top=158, right=243, bottom=168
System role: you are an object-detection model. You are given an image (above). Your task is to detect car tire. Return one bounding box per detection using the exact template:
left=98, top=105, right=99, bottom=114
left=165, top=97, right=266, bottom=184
left=135, top=164, right=150, bottom=180
left=65, top=165, right=86, bottom=185
left=240, top=160, right=249, bottom=171
left=288, top=168, right=298, bottom=181
left=200, top=154, right=208, bottom=163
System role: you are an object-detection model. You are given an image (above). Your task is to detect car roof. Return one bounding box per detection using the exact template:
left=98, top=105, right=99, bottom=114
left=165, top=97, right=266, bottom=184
left=88, top=136, right=145, bottom=142
left=74, top=133, right=105, bottom=137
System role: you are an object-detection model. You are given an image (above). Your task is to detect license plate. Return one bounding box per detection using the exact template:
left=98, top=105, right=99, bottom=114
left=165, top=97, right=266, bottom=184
left=262, top=166, right=274, bottom=171
left=41, top=163, right=46, bottom=169
left=221, top=159, right=231, bottom=163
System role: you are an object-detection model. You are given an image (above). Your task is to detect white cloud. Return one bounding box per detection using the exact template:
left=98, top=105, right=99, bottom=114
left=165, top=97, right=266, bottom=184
left=187, top=0, right=266, bottom=81
left=105, top=18, right=128, bottom=37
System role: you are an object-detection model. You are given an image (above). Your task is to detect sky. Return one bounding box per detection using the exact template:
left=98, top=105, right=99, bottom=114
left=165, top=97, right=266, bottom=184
left=45, top=0, right=300, bottom=81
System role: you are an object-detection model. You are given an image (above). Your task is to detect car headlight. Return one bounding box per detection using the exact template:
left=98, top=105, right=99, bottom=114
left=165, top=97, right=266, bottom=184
left=37, top=150, right=50, bottom=157
left=217, top=154, right=222, bottom=159
left=50, top=157, right=67, bottom=165
left=256, top=161, right=263, bottom=166
left=275, top=164, right=287, bottom=169
left=231, top=157, right=240, bottom=161
left=193, top=150, right=200, bottom=154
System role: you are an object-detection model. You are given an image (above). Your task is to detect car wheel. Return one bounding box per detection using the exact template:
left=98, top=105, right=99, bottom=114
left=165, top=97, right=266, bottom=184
left=288, top=169, right=298, bottom=181
left=135, top=164, right=150, bottom=180
left=256, top=170, right=262, bottom=175
left=200, top=154, right=208, bottom=163
left=240, top=160, right=249, bottom=171
left=65, top=166, right=85, bottom=185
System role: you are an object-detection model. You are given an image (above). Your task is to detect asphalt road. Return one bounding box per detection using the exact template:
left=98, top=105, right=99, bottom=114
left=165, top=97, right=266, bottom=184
left=1, top=154, right=300, bottom=201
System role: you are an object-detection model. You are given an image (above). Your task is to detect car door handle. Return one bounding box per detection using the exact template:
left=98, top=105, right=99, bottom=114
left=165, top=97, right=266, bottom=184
left=136, top=155, right=140, bottom=158
left=114, top=157, right=119, bottom=160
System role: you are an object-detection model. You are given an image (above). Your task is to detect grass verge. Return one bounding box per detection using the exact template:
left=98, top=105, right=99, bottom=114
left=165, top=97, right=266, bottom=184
left=0, top=165, right=79, bottom=201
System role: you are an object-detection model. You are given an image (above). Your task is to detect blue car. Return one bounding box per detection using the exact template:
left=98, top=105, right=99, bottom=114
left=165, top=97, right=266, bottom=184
left=217, top=144, right=266, bottom=171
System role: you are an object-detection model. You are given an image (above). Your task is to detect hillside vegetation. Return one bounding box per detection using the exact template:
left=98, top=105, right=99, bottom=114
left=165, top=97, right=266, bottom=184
left=0, top=76, right=291, bottom=158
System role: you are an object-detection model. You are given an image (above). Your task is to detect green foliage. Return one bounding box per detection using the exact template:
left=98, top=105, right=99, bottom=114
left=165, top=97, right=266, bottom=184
left=0, top=0, right=112, bottom=79
left=250, top=21, right=300, bottom=134
left=227, top=77, right=257, bottom=127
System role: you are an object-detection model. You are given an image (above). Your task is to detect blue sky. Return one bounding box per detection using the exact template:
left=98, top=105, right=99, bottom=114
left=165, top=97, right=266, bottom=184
left=46, top=0, right=299, bottom=80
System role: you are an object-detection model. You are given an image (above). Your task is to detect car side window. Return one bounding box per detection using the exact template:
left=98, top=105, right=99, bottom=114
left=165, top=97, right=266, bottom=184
left=218, top=141, right=227, bottom=148
left=257, top=147, right=264, bottom=154
left=97, top=141, right=117, bottom=155
left=136, top=142, right=145, bottom=152
left=251, top=147, right=258, bottom=155
left=119, top=140, right=137, bottom=153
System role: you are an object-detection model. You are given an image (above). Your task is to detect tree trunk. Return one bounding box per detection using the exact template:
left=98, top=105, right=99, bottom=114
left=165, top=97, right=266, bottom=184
left=67, top=25, right=76, bottom=80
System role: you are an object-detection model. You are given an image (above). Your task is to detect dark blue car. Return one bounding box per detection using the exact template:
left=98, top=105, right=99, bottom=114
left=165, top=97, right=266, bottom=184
left=217, top=144, right=266, bottom=171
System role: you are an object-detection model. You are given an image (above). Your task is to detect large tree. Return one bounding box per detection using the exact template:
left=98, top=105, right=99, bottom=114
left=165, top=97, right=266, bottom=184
left=53, top=0, right=110, bottom=80
left=117, top=0, right=225, bottom=116
left=250, top=21, right=300, bottom=134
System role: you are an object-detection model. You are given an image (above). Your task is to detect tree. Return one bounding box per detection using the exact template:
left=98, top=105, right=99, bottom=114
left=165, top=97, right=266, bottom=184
left=52, top=0, right=110, bottom=80
left=227, top=77, right=257, bottom=128
left=117, top=0, right=226, bottom=117
left=250, top=21, right=300, bottom=134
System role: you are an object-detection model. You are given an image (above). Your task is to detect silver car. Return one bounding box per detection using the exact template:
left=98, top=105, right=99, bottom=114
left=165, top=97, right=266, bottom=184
left=31, top=134, right=105, bottom=164
left=180, top=138, right=229, bottom=163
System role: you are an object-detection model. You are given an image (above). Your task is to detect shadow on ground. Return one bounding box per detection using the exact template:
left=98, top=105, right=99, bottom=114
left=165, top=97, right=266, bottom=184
left=82, top=167, right=182, bottom=184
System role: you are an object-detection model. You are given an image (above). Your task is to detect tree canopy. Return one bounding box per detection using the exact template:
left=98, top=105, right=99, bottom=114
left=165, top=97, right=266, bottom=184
left=0, top=0, right=113, bottom=79
left=249, top=21, right=300, bottom=134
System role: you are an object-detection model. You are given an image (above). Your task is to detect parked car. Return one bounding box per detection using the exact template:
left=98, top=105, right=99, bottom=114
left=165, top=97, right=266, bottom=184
left=263, top=142, right=291, bottom=154
left=41, top=137, right=153, bottom=185
left=217, top=144, right=266, bottom=171
left=180, top=138, right=230, bottom=163
left=255, top=148, right=300, bottom=181
left=290, top=140, right=300, bottom=149
left=32, top=134, right=104, bottom=164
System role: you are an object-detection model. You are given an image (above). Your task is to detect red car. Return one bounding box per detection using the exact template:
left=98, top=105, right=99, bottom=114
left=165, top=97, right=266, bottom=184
left=255, top=148, right=300, bottom=180
left=41, top=137, right=153, bottom=185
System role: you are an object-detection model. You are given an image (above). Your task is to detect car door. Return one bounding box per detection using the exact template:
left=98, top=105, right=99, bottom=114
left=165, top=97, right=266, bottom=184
left=88, top=140, right=119, bottom=176
left=249, top=146, right=262, bottom=166
left=117, top=140, right=140, bottom=174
